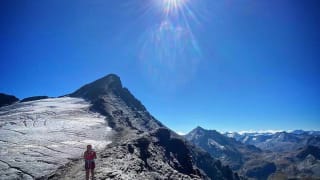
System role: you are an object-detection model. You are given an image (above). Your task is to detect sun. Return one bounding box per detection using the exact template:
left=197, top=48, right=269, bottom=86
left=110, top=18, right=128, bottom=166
left=161, top=0, right=187, bottom=15
left=163, top=0, right=186, bottom=7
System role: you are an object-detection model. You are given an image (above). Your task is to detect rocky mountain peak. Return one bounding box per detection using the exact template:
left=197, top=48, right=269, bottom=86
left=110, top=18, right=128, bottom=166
left=70, top=73, right=147, bottom=112
left=70, top=74, right=122, bottom=100
left=190, top=126, right=222, bottom=137
left=97, top=73, right=122, bottom=89
left=191, top=126, right=207, bottom=133
left=195, top=126, right=205, bottom=131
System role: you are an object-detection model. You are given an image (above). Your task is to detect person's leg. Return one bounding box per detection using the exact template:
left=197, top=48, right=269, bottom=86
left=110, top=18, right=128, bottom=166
left=85, top=169, right=89, bottom=180
left=91, top=169, right=94, bottom=180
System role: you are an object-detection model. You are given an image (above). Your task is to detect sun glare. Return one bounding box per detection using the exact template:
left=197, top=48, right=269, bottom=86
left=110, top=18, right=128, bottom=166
left=162, top=0, right=187, bottom=15
left=136, top=0, right=204, bottom=86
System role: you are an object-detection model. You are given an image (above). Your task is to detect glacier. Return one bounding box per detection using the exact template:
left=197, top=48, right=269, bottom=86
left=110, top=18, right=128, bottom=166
left=0, top=97, right=112, bottom=179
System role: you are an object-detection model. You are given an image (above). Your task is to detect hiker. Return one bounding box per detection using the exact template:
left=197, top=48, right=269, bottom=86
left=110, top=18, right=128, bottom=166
left=84, top=144, right=97, bottom=180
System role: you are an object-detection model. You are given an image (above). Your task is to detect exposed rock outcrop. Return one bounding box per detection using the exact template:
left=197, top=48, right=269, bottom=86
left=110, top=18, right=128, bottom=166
left=20, top=96, right=49, bottom=102
left=0, top=93, right=19, bottom=107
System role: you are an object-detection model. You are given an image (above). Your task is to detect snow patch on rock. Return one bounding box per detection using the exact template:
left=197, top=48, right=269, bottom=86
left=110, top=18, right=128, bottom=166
left=208, top=138, right=225, bottom=150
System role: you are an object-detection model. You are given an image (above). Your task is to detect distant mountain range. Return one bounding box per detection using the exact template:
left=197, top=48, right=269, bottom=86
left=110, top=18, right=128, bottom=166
left=185, top=126, right=262, bottom=170
left=225, top=130, right=320, bottom=152
left=185, top=127, right=320, bottom=179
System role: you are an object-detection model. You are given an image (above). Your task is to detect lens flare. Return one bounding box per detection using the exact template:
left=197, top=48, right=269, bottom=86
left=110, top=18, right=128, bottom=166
left=136, top=0, right=205, bottom=88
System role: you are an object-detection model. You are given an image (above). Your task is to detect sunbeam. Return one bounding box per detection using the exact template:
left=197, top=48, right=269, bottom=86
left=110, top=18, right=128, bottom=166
left=136, top=0, right=205, bottom=88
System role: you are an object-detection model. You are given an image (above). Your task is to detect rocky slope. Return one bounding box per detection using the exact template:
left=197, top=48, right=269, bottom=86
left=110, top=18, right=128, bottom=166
left=51, top=128, right=206, bottom=180
left=0, top=74, right=238, bottom=180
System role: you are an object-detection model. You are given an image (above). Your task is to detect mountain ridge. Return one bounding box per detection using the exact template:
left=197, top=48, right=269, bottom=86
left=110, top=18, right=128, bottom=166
left=67, top=73, right=239, bottom=179
left=0, top=73, right=239, bottom=179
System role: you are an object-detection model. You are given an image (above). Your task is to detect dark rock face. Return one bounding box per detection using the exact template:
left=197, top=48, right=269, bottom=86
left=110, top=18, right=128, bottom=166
left=306, top=136, right=320, bottom=148
left=188, top=146, right=238, bottom=180
left=20, top=96, right=49, bottom=102
left=297, top=145, right=320, bottom=160
left=245, top=161, right=276, bottom=180
left=153, top=128, right=195, bottom=175
left=0, top=93, right=19, bottom=107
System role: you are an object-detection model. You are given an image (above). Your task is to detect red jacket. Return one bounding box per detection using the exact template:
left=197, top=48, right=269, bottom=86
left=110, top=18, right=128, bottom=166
left=84, top=150, right=96, bottom=161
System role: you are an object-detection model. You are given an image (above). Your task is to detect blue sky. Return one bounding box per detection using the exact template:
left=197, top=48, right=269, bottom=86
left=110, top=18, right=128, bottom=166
left=1, top=0, right=319, bottom=133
